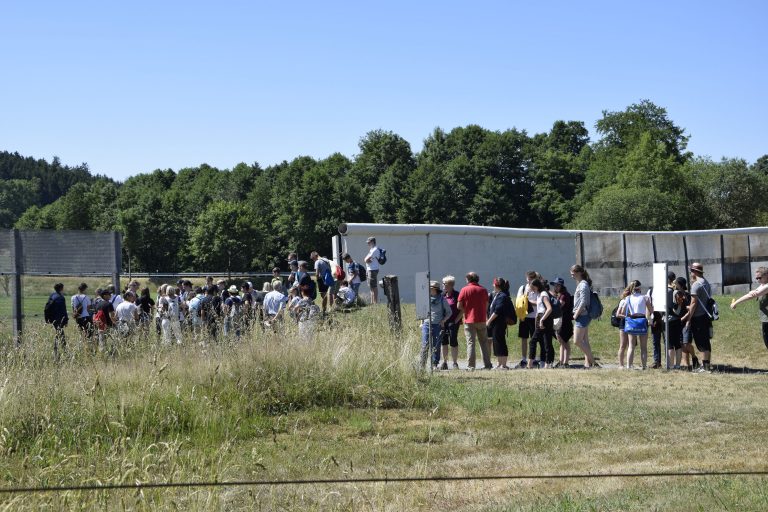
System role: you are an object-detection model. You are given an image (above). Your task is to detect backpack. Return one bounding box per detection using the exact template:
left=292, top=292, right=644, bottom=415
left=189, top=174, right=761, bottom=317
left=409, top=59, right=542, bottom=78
left=326, top=258, right=345, bottom=281
left=73, top=296, right=84, bottom=317
left=229, top=297, right=243, bottom=319
left=356, top=263, right=367, bottom=282
left=588, top=290, right=603, bottom=320
left=44, top=295, right=56, bottom=324
left=610, top=305, right=622, bottom=328
left=93, top=308, right=107, bottom=331
left=322, top=267, right=334, bottom=287
left=376, top=248, right=387, bottom=265
left=514, top=290, right=528, bottom=320
left=547, top=292, right=562, bottom=319
left=504, top=296, right=518, bottom=326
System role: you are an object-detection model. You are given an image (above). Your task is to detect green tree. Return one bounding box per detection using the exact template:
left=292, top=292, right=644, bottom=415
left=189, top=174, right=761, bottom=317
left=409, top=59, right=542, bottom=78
left=0, top=178, right=40, bottom=228
left=571, top=185, right=682, bottom=231
left=188, top=201, right=262, bottom=275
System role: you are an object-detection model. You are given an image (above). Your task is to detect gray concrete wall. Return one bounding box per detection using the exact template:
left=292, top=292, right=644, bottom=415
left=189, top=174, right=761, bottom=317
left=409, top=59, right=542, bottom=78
left=337, top=224, right=768, bottom=302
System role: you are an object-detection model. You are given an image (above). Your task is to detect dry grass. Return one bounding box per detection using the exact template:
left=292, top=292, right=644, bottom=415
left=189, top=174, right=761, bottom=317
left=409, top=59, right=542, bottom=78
left=1, top=282, right=768, bottom=510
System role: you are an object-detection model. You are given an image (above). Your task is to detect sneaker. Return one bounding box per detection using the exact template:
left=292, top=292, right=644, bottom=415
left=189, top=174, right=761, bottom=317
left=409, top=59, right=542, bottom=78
left=563, top=363, right=570, bottom=369
left=452, top=362, right=460, bottom=370
left=517, top=359, right=527, bottom=369
left=672, top=365, right=681, bottom=370
left=695, top=367, right=710, bottom=373
left=651, top=362, right=661, bottom=369
left=692, top=356, right=700, bottom=369
left=440, top=362, right=448, bottom=370
left=466, top=366, right=475, bottom=372
left=553, top=361, right=561, bottom=369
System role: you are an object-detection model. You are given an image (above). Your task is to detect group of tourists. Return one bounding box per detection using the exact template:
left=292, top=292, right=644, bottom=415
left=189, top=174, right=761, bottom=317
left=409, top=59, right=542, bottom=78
left=419, top=261, right=768, bottom=372
left=42, top=237, right=388, bottom=353
left=419, top=264, right=599, bottom=371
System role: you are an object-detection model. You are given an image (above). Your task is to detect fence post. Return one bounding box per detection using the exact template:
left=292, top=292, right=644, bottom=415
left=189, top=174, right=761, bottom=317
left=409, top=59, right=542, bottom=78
left=11, top=229, right=23, bottom=344
left=382, top=275, right=402, bottom=333
left=112, top=231, right=122, bottom=293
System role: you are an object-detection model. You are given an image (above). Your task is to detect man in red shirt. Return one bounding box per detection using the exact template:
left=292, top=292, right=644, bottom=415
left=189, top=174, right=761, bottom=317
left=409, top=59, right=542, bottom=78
left=457, top=272, right=491, bottom=370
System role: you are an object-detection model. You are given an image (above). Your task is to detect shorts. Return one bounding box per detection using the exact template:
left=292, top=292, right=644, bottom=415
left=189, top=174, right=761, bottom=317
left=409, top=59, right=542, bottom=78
left=368, top=269, right=379, bottom=288
left=575, top=314, right=591, bottom=329
left=667, top=319, right=683, bottom=350
left=76, top=316, right=94, bottom=336
left=441, top=322, right=459, bottom=347
left=557, top=320, right=573, bottom=342
left=317, top=279, right=330, bottom=295
left=690, top=315, right=712, bottom=353
left=763, top=322, right=768, bottom=351
left=518, top=317, right=535, bottom=338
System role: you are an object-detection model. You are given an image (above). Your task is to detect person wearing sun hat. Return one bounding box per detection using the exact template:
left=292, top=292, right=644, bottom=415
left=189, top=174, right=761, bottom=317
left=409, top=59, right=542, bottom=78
left=680, top=262, right=713, bottom=372
left=420, top=280, right=451, bottom=370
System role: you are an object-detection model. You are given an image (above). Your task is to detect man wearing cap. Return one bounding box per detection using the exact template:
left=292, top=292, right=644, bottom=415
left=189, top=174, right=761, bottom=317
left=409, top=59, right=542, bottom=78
left=730, top=266, right=768, bottom=351
left=364, top=237, right=381, bottom=305
left=420, top=281, right=452, bottom=369
left=457, top=272, right=492, bottom=370
left=681, top=262, right=713, bottom=372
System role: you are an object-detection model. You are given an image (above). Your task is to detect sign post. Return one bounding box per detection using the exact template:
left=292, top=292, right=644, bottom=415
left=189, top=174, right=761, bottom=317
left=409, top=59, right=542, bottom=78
left=652, top=263, right=669, bottom=369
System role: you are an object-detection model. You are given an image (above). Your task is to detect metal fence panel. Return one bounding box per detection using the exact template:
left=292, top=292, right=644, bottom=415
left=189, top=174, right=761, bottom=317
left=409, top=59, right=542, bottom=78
left=19, top=230, right=117, bottom=274
left=684, top=234, right=723, bottom=293
left=0, top=230, right=12, bottom=273
left=582, top=233, right=624, bottom=296
left=624, top=234, right=654, bottom=289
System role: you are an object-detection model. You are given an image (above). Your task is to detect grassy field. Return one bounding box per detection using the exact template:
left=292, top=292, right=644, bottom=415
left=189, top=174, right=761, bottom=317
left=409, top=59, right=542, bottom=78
left=1, top=277, right=768, bottom=510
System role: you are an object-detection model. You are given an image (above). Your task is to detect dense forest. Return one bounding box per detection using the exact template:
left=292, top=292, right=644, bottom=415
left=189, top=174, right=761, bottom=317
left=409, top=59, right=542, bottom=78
left=4, top=100, right=767, bottom=272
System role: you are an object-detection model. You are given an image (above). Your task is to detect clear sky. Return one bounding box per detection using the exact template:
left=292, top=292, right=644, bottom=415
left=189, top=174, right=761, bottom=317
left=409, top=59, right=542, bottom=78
left=1, top=0, right=765, bottom=181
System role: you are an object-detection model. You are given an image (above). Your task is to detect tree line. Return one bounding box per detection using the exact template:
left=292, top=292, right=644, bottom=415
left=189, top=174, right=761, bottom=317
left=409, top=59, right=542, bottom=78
left=5, top=100, right=767, bottom=273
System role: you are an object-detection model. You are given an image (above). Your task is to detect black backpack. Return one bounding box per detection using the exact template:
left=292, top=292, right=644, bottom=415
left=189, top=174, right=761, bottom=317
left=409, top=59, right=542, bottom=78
left=377, top=248, right=387, bottom=265
left=44, top=295, right=56, bottom=324
left=356, top=263, right=367, bottom=282
left=547, top=292, right=562, bottom=319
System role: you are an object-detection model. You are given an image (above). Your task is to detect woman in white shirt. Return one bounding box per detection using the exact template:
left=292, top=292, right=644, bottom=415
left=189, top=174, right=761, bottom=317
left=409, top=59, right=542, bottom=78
left=615, top=286, right=631, bottom=368
left=623, top=280, right=653, bottom=369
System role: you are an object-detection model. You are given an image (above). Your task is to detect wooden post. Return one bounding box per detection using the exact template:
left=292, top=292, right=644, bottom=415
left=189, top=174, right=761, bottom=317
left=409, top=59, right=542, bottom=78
left=11, top=229, right=23, bottom=344
left=382, top=275, right=402, bottom=333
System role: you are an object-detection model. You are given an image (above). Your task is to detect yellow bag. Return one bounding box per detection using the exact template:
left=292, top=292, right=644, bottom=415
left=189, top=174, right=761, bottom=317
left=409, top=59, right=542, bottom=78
left=515, top=293, right=528, bottom=320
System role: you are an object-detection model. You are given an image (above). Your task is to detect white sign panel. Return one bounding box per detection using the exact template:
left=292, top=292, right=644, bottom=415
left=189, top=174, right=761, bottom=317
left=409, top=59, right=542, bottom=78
left=415, top=271, right=430, bottom=319
left=652, top=262, right=668, bottom=313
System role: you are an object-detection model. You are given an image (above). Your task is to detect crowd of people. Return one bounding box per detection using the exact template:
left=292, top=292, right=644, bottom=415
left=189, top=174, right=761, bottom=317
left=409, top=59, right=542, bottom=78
left=41, top=237, right=768, bottom=371
left=42, top=237, right=389, bottom=355
left=418, top=261, right=768, bottom=372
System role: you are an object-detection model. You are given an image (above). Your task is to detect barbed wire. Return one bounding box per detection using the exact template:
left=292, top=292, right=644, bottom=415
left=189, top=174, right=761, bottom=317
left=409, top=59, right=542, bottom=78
left=1, top=469, right=767, bottom=495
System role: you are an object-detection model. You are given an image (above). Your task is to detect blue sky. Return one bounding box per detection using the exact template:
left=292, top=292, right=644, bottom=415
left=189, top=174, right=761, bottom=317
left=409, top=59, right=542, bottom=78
left=1, top=0, right=765, bottom=181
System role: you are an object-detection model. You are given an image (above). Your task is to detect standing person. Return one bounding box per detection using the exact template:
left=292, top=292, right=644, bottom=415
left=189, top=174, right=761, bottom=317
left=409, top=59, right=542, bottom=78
left=136, top=287, right=155, bottom=335
left=615, top=286, right=632, bottom=369
left=527, top=279, right=555, bottom=369
left=439, top=275, right=461, bottom=370
left=730, top=266, right=768, bottom=350
left=364, top=237, right=381, bottom=304
left=668, top=277, right=689, bottom=369
left=516, top=271, right=540, bottom=368
left=624, top=281, right=653, bottom=369
left=420, top=281, right=451, bottom=369
left=457, top=272, right=491, bottom=370
left=45, top=283, right=69, bottom=358
left=271, top=267, right=283, bottom=290
left=570, top=264, right=598, bottom=369
left=223, top=285, right=243, bottom=339
left=551, top=278, right=573, bottom=368
left=264, top=282, right=289, bottom=322
left=342, top=253, right=363, bottom=300
left=296, top=284, right=321, bottom=340
left=201, top=285, right=220, bottom=339
left=108, top=284, right=124, bottom=309
left=311, top=251, right=332, bottom=314
left=681, top=262, right=713, bottom=372
left=71, top=282, right=93, bottom=345
left=287, top=259, right=299, bottom=290
left=115, top=291, right=140, bottom=337
left=486, top=277, right=513, bottom=370
left=188, top=286, right=206, bottom=334
left=159, top=285, right=183, bottom=345
left=94, top=288, right=117, bottom=351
